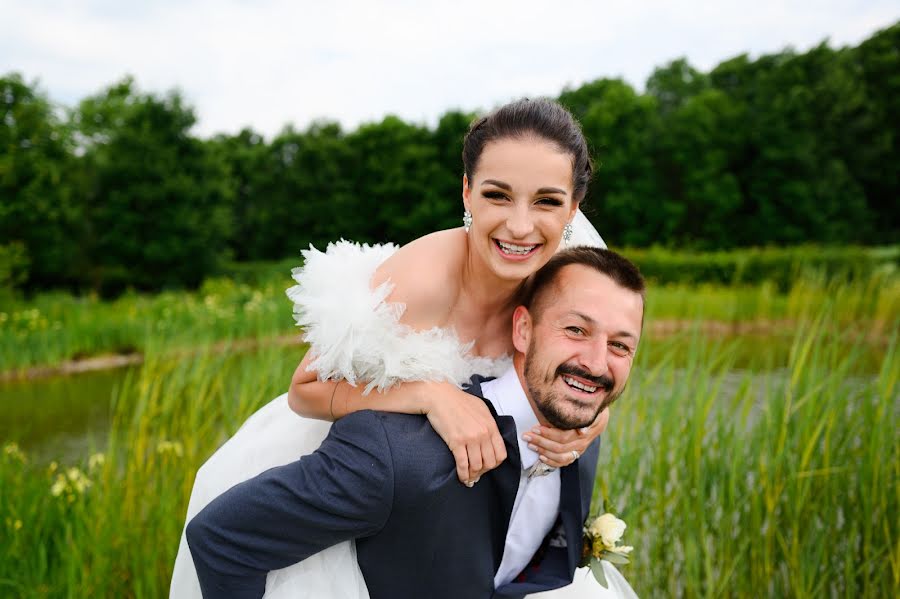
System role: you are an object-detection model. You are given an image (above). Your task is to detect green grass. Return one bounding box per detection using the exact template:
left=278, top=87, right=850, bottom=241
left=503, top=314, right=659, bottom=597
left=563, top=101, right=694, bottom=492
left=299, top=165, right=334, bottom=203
left=1, top=248, right=897, bottom=596
left=1, top=252, right=897, bottom=374
left=1, top=311, right=897, bottom=597
left=0, top=272, right=298, bottom=373
left=597, top=318, right=899, bottom=597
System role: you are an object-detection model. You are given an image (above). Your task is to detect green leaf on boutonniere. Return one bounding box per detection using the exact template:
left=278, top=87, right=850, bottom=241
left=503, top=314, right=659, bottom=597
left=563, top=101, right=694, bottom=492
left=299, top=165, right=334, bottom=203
left=590, top=558, right=608, bottom=588
left=602, top=552, right=630, bottom=565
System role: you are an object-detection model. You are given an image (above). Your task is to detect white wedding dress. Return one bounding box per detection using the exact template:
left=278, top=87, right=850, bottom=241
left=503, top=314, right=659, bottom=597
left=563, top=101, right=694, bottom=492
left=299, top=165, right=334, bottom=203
left=170, top=212, right=637, bottom=599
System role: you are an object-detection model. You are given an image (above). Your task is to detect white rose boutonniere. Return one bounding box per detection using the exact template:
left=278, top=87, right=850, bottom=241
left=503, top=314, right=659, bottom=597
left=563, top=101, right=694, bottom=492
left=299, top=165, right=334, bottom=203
left=580, top=512, right=634, bottom=588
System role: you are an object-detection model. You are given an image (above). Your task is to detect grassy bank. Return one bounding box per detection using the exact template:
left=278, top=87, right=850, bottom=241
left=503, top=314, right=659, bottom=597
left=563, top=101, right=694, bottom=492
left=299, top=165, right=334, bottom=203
left=1, top=249, right=897, bottom=375
left=1, top=310, right=897, bottom=597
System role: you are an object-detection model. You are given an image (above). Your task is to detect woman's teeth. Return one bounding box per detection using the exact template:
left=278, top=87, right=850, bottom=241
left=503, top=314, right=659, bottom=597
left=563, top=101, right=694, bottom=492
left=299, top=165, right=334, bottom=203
left=563, top=376, right=597, bottom=393
left=496, top=241, right=538, bottom=255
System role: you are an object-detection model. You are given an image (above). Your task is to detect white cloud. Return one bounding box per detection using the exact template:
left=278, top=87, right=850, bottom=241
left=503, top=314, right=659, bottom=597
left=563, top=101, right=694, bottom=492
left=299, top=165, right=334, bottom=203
left=2, top=0, right=897, bottom=137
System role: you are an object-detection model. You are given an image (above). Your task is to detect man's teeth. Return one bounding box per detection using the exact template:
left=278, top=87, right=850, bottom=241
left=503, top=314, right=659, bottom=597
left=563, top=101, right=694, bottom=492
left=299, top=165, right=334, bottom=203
left=563, top=376, right=597, bottom=393
left=497, top=241, right=537, bottom=255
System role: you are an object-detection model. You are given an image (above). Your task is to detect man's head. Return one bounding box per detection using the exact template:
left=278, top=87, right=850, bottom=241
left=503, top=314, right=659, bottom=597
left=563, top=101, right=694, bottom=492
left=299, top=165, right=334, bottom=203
left=512, top=247, right=645, bottom=430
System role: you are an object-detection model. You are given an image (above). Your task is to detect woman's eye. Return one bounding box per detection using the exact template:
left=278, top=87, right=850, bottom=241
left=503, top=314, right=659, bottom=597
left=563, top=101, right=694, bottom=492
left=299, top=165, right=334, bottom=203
left=536, top=197, right=565, bottom=207
left=483, top=191, right=509, bottom=201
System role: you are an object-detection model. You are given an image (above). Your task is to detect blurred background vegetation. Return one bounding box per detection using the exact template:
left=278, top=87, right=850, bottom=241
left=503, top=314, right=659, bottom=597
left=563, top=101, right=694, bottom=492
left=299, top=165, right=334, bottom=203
left=2, top=23, right=897, bottom=298
left=0, top=20, right=897, bottom=599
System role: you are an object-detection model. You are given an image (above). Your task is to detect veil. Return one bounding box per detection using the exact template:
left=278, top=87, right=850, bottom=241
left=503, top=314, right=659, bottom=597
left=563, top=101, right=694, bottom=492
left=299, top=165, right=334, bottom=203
left=562, top=209, right=607, bottom=250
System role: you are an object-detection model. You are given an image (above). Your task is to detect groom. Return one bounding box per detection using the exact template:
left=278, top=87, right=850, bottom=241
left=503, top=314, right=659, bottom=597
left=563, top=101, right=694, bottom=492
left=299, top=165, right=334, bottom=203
left=187, top=247, right=645, bottom=598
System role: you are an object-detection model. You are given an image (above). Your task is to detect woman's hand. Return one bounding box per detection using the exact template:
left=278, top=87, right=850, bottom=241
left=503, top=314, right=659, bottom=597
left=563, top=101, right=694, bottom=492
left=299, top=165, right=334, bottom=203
left=423, top=384, right=508, bottom=485
left=523, top=407, right=609, bottom=468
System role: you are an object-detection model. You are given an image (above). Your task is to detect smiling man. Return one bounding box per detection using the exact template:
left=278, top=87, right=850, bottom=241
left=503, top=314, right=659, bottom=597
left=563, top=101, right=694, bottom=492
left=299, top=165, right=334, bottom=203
left=515, top=247, right=644, bottom=432
left=186, top=247, right=645, bottom=599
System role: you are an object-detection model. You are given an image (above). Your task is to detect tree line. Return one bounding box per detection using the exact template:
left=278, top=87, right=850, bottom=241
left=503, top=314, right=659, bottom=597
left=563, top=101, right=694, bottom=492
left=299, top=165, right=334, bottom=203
left=1, top=22, right=897, bottom=295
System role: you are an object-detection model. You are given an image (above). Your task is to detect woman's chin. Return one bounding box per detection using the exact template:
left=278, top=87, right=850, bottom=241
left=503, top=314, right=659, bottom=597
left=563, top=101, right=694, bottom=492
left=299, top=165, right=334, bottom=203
left=486, top=244, right=554, bottom=281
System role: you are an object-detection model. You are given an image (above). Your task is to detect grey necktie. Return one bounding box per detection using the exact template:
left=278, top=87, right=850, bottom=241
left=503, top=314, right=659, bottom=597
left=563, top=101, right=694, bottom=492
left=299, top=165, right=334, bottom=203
left=525, top=460, right=557, bottom=479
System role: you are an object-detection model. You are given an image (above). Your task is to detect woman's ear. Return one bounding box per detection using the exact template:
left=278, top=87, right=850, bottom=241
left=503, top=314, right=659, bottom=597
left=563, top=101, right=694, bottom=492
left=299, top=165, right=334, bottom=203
left=512, top=305, right=532, bottom=354
left=567, top=199, right=580, bottom=225
left=462, top=173, right=471, bottom=212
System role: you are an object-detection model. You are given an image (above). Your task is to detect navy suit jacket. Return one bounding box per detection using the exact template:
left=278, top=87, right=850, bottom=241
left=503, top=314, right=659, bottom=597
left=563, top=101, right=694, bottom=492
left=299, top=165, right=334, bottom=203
left=187, top=376, right=601, bottom=599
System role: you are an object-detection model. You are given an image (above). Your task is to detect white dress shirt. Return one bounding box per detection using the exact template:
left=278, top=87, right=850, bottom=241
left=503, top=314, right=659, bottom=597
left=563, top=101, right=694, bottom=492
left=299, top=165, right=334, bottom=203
left=480, top=367, right=562, bottom=587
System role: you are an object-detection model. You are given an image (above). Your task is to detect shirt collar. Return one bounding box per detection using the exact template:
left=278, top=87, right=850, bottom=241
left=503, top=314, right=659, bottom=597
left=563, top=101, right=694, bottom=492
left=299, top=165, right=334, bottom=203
left=480, top=366, right=541, bottom=471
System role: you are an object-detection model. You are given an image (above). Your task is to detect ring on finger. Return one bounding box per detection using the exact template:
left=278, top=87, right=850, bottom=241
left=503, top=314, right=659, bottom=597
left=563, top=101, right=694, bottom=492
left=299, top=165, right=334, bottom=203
left=571, top=450, right=580, bottom=461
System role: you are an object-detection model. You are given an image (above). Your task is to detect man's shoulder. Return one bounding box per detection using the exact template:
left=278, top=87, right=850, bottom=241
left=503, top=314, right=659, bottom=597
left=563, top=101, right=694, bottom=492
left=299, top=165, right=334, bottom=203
left=331, top=410, right=456, bottom=464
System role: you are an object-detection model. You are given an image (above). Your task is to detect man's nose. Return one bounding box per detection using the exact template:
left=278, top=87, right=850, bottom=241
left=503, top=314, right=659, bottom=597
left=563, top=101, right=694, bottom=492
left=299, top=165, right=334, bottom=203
left=581, top=335, right=609, bottom=376
left=506, top=205, right=535, bottom=238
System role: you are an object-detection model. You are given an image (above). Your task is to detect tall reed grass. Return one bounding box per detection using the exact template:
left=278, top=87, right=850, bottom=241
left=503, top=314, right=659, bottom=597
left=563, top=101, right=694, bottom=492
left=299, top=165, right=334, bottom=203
left=1, top=312, right=896, bottom=596
left=599, top=317, right=898, bottom=597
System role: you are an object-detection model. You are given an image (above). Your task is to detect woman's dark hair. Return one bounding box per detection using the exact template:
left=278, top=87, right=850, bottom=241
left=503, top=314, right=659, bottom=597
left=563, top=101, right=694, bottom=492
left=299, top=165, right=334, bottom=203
left=462, top=98, right=593, bottom=203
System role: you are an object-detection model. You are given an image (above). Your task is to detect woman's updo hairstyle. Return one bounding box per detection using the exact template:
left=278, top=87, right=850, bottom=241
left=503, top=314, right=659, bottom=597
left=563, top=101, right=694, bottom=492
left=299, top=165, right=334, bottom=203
left=462, top=98, right=593, bottom=203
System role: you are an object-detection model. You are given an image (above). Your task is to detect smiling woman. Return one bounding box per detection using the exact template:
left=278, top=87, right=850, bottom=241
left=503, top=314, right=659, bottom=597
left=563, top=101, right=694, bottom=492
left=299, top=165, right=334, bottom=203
left=462, top=137, right=576, bottom=280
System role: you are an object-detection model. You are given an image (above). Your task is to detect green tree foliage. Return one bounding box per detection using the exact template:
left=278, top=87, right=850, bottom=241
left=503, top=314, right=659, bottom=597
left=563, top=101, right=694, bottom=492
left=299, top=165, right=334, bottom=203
left=561, top=79, right=668, bottom=247
left=1, top=21, right=897, bottom=294
left=0, top=74, right=81, bottom=288
left=72, top=78, right=232, bottom=294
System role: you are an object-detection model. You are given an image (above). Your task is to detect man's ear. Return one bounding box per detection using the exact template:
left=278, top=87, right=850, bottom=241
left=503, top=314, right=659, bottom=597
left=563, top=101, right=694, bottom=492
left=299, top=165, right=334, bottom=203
left=512, top=305, right=531, bottom=354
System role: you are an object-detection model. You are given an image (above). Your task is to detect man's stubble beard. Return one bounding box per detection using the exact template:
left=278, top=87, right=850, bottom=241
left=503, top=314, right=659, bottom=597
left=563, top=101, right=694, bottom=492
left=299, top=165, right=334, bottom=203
left=523, top=340, right=620, bottom=430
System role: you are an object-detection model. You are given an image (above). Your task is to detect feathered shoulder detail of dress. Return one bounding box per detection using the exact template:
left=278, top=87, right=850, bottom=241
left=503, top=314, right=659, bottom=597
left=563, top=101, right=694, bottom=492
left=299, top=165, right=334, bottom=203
left=286, top=240, right=511, bottom=394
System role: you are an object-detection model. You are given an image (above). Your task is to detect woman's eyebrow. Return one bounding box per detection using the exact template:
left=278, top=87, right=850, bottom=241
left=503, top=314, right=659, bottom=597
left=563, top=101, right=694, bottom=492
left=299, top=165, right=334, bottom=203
left=481, top=178, right=511, bottom=190
left=481, top=179, right=569, bottom=196
left=536, top=187, right=568, bottom=196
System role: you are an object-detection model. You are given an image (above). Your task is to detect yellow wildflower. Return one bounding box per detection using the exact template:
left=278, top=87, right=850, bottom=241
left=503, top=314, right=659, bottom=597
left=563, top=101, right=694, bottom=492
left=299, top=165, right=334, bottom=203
left=3, top=442, right=26, bottom=463
left=50, top=475, right=67, bottom=497
left=156, top=440, right=184, bottom=457
left=66, top=468, right=92, bottom=493
left=88, top=453, right=106, bottom=471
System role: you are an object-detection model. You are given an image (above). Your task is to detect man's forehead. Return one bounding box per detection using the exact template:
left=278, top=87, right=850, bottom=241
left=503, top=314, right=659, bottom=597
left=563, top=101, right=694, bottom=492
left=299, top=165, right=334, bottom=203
left=548, top=265, right=643, bottom=326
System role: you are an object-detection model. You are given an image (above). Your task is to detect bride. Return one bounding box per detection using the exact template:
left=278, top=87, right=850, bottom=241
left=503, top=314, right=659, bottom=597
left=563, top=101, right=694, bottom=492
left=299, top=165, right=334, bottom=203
left=170, top=98, right=636, bottom=598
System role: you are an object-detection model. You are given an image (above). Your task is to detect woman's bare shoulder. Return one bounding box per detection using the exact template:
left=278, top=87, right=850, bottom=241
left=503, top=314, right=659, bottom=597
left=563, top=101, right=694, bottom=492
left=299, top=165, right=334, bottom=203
left=373, top=229, right=466, bottom=328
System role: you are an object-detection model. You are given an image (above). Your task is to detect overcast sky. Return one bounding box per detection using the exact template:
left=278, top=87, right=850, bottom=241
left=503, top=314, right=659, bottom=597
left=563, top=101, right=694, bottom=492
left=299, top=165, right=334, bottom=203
left=3, top=1, right=897, bottom=138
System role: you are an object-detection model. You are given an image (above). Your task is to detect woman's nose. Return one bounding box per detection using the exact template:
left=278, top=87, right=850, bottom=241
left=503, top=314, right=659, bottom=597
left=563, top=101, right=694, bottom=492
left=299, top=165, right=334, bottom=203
left=506, top=205, right=535, bottom=238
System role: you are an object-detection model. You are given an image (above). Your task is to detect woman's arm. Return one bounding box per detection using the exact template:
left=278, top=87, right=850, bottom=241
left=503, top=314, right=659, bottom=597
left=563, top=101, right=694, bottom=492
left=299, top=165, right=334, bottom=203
left=288, top=354, right=507, bottom=485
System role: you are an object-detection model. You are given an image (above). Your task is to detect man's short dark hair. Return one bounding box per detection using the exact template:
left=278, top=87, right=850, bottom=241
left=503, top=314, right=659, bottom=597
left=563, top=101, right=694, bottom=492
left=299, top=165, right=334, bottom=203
left=521, top=247, right=646, bottom=320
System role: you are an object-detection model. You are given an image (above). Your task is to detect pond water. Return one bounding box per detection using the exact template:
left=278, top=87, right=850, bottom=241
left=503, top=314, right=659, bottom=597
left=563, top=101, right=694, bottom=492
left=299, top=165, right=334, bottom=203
left=0, top=365, right=138, bottom=462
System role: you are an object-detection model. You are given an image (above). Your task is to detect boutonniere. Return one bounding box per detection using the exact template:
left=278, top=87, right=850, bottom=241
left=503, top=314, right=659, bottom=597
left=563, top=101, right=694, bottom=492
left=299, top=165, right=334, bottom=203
left=579, top=513, right=633, bottom=588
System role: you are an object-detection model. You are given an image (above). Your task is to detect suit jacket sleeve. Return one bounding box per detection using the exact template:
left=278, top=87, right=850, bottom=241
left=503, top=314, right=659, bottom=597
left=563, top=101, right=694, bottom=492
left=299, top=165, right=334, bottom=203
left=186, top=411, right=394, bottom=598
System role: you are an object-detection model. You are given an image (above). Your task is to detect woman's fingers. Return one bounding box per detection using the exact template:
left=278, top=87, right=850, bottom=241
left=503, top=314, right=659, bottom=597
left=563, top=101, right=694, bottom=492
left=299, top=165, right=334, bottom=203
left=452, top=445, right=471, bottom=485
left=427, top=389, right=508, bottom=485
left=527, top=408, right=611, bottom=466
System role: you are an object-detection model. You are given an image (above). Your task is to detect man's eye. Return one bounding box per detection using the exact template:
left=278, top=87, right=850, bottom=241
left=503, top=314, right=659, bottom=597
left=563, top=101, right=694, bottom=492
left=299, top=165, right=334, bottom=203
left=609, top=342, right=631, bottom=357
left=566, top=326, right=584, bottom=336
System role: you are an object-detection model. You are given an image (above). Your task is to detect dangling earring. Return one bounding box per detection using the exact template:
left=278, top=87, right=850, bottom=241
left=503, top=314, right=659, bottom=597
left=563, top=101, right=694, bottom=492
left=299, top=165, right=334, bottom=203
left=563, top=222, right=573, bottom=246
left=463, top=210, right=473, bottom=233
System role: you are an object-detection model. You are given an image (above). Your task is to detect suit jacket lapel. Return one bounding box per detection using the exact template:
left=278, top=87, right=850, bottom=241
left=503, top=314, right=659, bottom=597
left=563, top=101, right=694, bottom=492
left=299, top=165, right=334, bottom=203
left=493, top=448, right=588, bottom=597
left=465, top=375, right=522, bottom=554
left=467, top=374, right=598, bottom=597
left=558, top=460, right=584, bottom=577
